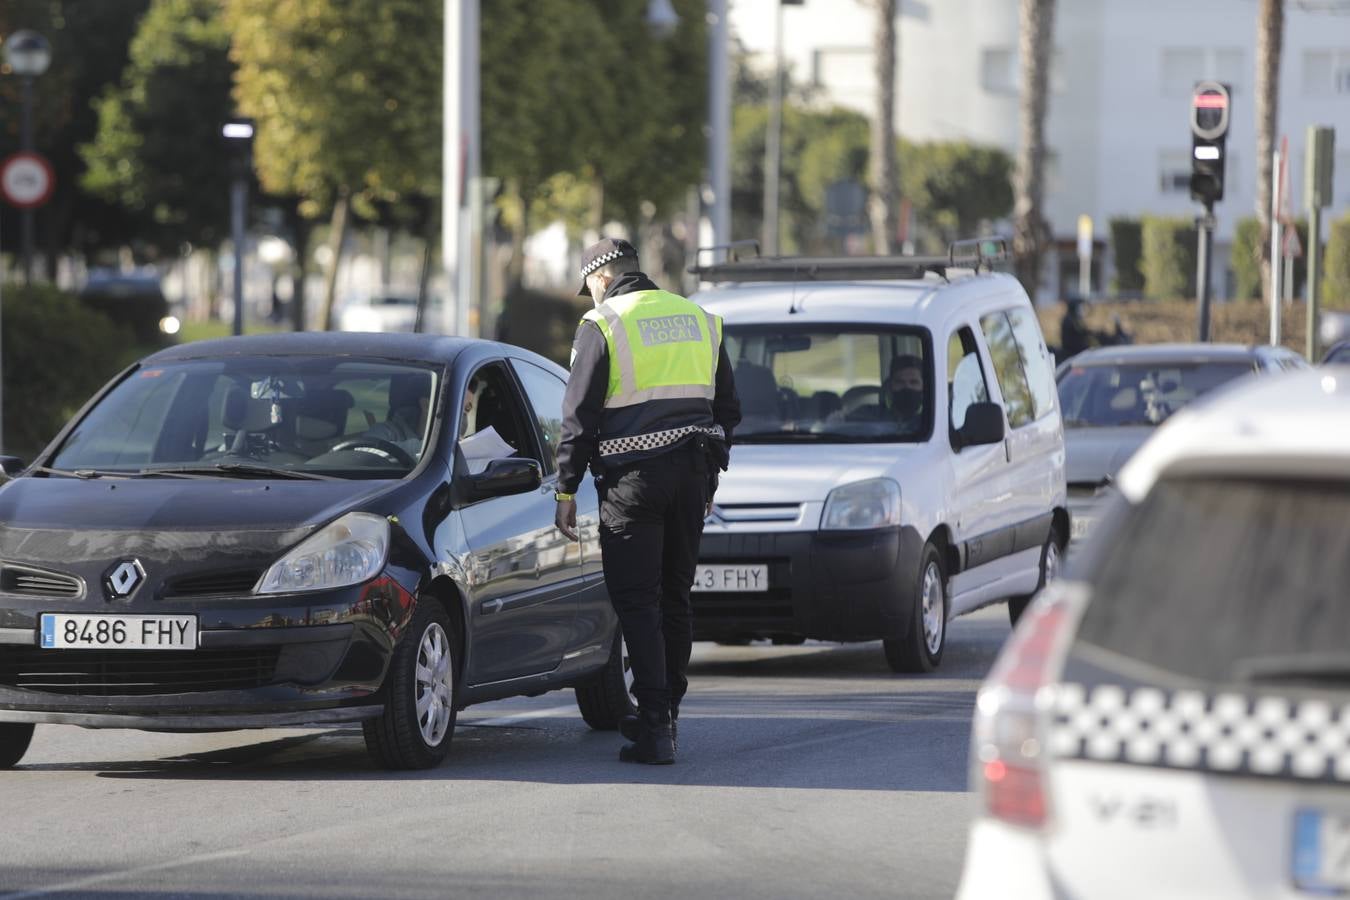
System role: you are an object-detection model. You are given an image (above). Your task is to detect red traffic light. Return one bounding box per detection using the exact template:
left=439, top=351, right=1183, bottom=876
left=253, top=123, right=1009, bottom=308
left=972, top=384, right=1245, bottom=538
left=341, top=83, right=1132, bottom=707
left=1193, top=93, right=1228, bottom=109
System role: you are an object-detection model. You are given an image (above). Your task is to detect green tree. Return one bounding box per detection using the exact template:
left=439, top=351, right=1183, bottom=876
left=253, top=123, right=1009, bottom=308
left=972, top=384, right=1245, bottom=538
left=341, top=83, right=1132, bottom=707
left=0, top=0, right=152, bottom=272
left=80, top=0, right=235, bottom=252
left=226, top=0, right=442, bottom=328
left=901, top=141, right=1014, bottom=247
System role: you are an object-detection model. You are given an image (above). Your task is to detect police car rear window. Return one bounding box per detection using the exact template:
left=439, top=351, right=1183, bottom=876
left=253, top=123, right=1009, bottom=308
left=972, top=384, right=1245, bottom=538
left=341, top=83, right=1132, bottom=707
left=1072, top=476, right=1350, bottom=688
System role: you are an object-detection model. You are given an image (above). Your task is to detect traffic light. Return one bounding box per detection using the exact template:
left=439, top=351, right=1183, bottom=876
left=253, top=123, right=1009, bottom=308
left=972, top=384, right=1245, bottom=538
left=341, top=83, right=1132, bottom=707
left=1189, top=81, right=1231, bottom=206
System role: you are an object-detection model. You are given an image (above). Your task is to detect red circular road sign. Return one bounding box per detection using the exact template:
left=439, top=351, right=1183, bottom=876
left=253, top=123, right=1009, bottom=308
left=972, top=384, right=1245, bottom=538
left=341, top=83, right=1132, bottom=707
left=1, top=152, right=55, bottom=209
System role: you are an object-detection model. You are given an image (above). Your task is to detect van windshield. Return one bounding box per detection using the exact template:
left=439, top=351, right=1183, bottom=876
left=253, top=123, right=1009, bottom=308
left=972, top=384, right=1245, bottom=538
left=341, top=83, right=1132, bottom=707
left=724, top=326, right=933, bottom=443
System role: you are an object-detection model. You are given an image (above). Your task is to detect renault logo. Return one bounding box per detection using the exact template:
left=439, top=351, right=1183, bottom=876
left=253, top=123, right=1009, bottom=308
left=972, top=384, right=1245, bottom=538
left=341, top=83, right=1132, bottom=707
left=106, top=560, right=144, bottom=598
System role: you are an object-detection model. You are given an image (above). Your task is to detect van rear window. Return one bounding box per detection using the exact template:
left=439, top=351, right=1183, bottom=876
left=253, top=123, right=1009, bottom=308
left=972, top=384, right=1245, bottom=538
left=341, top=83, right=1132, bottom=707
left=1074, top=476, right=1350, bottom=687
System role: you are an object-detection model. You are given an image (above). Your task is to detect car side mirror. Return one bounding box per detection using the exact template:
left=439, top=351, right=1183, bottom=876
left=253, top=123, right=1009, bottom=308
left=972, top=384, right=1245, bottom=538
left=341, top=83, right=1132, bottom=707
left=465, top=458, right=541, bottom=501
left=0, top=456, right=27, bottom=480
left=956, top=402, right=1005, bottom=449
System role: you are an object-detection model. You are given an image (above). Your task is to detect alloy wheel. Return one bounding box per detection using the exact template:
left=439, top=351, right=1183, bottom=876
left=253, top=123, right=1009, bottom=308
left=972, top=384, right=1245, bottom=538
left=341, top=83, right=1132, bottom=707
left=415, top=622, right=455, bottom=747
left=921, top=561, right=945, bottom=656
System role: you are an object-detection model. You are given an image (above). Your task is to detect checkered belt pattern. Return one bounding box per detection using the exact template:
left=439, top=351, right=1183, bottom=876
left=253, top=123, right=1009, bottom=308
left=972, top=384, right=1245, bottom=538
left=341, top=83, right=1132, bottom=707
left=1050, top=682, right=1350, bottom=784
left=599, top=424, right=724, bottom=459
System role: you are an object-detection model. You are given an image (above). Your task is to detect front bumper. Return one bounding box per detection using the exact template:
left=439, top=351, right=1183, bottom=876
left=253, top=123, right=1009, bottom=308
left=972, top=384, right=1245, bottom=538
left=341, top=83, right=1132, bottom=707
left=0, top=574, right=414, bottom=728
left=693, top=526, right=924, bottom=642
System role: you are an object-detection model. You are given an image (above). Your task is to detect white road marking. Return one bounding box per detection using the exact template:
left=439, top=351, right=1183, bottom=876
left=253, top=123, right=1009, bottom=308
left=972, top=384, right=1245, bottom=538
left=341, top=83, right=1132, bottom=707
left=0, top=849, right=248, bottom=900
left=461, top=703, right=578, bottom=728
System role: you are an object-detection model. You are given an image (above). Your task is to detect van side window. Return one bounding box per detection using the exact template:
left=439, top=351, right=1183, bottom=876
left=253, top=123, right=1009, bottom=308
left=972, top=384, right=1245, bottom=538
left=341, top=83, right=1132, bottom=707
left=948, top=328, right=990, bottom=431
left=1005, top=307, right=1058, bottom=419
left=979, top=311, right=1036, bottom=429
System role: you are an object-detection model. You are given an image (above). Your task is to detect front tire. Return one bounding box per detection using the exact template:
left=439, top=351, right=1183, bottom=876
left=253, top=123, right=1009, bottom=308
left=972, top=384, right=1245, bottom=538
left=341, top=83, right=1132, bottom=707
left=883, top=543, right=948, bottom=673
left=1009, top=523, right=1065, bottom=627
left=363, top=601, right=460, bottom=770
left=576, top=630, right=638, bottom=730
left=0, top=723, right=34, bottom=769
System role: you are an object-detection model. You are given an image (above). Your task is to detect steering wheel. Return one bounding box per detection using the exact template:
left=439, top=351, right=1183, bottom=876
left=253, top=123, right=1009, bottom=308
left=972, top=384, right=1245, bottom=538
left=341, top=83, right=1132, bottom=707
left=328, top=437, right=418, bottom=467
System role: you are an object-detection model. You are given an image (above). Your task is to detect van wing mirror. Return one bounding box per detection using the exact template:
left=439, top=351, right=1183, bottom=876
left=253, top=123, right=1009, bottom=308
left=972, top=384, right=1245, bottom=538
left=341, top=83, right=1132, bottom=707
left=957, top=402, right=1006, bottom=449
left=0, top=456, right=27, bottom=480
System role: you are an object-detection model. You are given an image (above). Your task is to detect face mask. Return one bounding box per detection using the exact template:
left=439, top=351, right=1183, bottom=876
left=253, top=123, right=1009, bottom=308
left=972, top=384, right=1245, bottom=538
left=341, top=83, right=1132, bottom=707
left=892, top=388, right=923, bottom=417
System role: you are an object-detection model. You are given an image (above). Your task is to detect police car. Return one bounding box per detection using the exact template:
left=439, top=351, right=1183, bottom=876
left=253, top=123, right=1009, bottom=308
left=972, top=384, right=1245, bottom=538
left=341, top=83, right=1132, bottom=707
left=958, top=368, right=1350, bottom=899
left=690, top=240, right=1068, bottom=671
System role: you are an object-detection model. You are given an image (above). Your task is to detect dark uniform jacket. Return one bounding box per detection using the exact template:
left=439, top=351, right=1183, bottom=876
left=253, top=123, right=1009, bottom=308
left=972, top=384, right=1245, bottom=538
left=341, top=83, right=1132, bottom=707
left=557, top=271, right=741, bottom=495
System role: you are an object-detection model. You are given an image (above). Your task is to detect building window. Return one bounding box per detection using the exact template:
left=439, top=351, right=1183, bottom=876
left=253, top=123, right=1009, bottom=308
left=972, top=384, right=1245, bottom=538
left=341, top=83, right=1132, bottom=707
left=979, top=46, right=1066, bottom=95
left=1303, top=50, right=1350, bottom=97
left=1158, top=150, right=1192, bottom=194
left=1161, top=47, right=1244, bottom=96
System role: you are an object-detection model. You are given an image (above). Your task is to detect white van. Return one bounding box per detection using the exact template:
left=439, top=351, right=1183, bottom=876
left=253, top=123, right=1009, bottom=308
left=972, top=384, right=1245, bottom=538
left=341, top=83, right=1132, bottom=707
left=690, top=242, right=1067, bottom=672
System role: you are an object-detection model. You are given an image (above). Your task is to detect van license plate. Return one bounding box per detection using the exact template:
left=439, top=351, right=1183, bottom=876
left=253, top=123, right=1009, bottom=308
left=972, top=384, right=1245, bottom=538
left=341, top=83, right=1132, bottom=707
left=39, top=614, right=197, bottom=650
left=692, top=565, right=768, bottom=593
left=1293, top=809, right=1350, bottom=893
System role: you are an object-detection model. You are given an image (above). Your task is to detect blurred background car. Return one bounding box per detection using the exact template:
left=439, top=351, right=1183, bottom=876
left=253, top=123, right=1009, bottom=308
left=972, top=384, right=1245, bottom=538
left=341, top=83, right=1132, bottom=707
left=1055, top=343, right=1307, bottom=543
left=337, top=292, right=442, bottom=333
left=77, top=270, right=171, bottom=344
left=958, top=368, right=1350, bottom=900
left=1322, top=341, right=1350, bottom=365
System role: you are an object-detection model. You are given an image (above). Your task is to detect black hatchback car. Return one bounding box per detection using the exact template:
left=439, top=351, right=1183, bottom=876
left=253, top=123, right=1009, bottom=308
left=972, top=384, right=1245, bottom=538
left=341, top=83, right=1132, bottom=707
left=0, top=333, right=633, bottom=770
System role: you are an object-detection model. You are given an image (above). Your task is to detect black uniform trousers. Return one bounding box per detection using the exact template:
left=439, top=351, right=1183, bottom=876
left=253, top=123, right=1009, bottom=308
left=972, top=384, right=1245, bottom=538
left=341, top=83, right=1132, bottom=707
left=597, top=439, right=711, bottom=718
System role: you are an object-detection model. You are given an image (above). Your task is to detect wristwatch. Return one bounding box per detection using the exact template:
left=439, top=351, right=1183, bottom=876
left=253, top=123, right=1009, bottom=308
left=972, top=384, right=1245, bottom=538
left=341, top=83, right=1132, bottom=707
left=554, top=491, right=575, bottom=502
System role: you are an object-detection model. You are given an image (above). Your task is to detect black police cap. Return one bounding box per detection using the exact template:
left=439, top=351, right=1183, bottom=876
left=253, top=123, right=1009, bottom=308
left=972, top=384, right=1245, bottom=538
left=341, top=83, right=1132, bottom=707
left=577, top=238, right=638, bottom=296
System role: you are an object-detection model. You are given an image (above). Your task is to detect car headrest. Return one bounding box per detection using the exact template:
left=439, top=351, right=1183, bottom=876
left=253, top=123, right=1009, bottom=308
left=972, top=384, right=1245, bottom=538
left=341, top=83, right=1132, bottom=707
left=223, top=386, right=282, bottom=433
left=388, top=373, right=431, bottom=416
left=295, top=389, right=355, bottom=441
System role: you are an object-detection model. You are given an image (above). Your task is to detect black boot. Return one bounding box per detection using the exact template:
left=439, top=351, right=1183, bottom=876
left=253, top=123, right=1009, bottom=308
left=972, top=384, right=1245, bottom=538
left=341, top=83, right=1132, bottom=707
left=618, top=709, right=675, bottom=765
left=621, top=709, right=678, bottom=750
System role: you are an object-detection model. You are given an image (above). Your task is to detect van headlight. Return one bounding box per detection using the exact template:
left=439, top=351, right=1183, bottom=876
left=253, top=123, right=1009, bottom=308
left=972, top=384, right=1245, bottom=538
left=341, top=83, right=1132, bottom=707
left=821, top=478, right=901, bottom=530
left=257, top=512, right=390, bottom=594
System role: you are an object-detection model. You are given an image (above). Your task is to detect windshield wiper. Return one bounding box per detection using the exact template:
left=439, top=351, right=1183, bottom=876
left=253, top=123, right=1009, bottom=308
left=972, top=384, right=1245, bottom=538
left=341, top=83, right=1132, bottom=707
left=142, top=463, right=337, bottom=481
left=1234, top=654, right=1350, bottom=686
left=28, top=466, right=138, bottom=479
left=734, top=431, right=894, bottom=444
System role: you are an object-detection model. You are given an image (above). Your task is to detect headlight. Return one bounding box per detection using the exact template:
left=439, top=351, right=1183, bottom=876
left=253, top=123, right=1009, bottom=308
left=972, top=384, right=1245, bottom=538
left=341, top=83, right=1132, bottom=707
left=821, top=478, right=901, bottom=530
left=257, top=512, right=390, bottom=594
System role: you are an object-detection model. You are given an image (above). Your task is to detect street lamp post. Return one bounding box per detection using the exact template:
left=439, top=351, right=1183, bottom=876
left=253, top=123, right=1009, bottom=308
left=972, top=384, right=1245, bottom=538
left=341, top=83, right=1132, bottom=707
left=222, top=119, right=255, bottom=337
left=762, top=0, right=803, bottom=257
left=3, top=30, right=52, bottom=286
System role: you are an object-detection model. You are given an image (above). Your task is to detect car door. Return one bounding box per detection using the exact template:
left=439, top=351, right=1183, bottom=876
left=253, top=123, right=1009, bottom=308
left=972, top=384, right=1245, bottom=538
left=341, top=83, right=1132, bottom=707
left=946, top=324, right=1016, bottom=606
left=458, top=360, right=581, bottom=684
left=509, top=358, right=610, bottom=658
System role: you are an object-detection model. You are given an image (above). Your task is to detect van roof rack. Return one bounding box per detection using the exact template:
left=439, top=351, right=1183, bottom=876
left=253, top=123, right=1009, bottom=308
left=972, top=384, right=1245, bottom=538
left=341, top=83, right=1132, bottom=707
left=690, top=237, right=1009, bottom=284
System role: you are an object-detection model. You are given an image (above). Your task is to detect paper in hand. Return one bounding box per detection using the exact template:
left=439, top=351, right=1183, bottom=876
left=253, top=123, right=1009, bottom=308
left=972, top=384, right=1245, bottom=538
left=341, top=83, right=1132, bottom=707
left=459, top=426, right=516, bottom=474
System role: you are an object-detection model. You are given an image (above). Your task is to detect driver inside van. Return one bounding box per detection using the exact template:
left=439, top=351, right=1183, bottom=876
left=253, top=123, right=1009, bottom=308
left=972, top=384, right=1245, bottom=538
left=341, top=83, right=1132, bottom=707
left=883, top=354, right=926, bottom=427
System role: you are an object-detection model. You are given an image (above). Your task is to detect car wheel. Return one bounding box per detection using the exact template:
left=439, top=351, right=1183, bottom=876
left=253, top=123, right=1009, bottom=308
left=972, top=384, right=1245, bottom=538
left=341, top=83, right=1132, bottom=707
left=363, top=601, right=460, bottom=770
left=1008, top=523, right=1065, bottom=627
left=575, top=630, right=638, bottom=730
left=883, top=543, right=948, bottom=674
left=0, top=723, right=34, bottom=769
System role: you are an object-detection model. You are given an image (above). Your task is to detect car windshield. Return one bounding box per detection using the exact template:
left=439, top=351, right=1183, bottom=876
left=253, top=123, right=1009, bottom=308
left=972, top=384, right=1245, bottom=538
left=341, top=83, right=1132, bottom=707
left=724, top=326, right=933, bottom=443
left=48, top=357, right=440, bottom=479
left=1072, top=477, right=1350, bottom=688
left=1056, top=361, right=1251, bottom=428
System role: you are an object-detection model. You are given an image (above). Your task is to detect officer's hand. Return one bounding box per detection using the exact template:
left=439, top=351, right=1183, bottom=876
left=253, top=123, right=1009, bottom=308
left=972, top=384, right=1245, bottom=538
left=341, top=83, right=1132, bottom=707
left=555, top=499, right=578, bottom=541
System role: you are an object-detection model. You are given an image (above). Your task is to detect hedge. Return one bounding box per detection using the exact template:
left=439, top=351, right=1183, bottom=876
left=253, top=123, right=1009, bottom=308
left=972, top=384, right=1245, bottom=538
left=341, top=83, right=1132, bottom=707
left=1141, top=216, right=1197, bottom=300
left=1232, top=217, right=1262, bottom=301
left=1325, top=213, right=1350, bottom=309
left=1108, top=218, right=1143, bottom=295
left=1, top=285, right=139, bottom=459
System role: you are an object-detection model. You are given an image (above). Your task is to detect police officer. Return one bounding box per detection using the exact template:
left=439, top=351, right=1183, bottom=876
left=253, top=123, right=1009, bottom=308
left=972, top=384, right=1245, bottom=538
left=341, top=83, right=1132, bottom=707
left=555, top=238, right=740, bottom=765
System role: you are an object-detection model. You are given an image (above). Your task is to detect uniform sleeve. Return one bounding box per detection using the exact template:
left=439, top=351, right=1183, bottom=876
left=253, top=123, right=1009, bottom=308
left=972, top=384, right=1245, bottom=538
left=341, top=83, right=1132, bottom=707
left=556, top=321, right=609, bottom=495
left=712, top=342, right=741, bottom=441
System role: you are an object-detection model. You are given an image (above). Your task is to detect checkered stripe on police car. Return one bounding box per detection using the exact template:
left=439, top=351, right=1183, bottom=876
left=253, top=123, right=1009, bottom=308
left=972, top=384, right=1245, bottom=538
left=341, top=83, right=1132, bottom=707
left=599, top=425, right=724, bottom=458
left=1050, top=682, right=1350, bottom=783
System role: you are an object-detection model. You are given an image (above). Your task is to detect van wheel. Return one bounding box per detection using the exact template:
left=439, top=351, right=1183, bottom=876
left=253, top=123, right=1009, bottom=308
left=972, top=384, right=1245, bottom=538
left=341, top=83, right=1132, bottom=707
left=575, top=630, right=638, bottom=730
left=0, top=723, right=34, bottom=769
left=1009, top=524, right=1065, bottom=627
left=883, top=544, right=948, bottom=673
left=363, top=601, right=460, bottom=770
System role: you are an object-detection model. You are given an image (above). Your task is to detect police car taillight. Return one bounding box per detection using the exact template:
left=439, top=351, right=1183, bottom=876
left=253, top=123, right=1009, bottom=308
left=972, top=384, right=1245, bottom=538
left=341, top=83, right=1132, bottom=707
left=971, top=583, right=1086, bottom=830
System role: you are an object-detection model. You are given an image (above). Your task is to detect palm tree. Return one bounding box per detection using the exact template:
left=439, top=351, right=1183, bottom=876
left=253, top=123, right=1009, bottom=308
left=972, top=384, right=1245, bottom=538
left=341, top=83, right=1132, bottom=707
left=1012, top=0, right=1056, bottom=297
left=1255, top=0, right=1284, bottom=305
left=868, top=0, right=898, bottom=254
